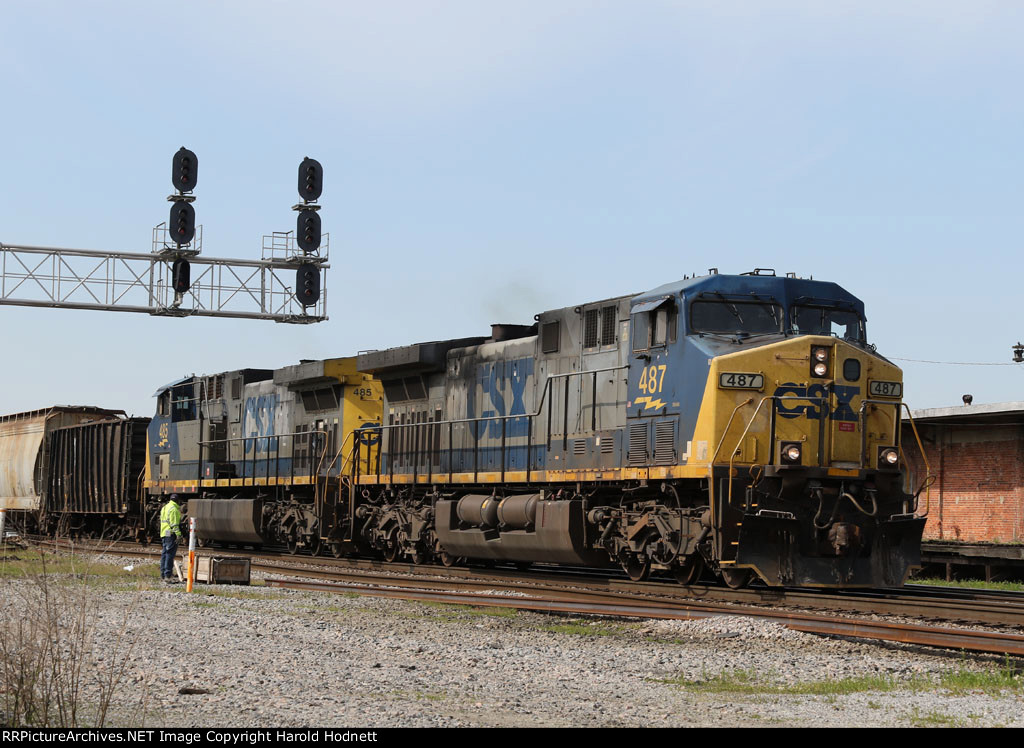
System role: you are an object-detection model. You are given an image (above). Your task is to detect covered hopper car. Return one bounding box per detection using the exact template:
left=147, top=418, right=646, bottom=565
left=0, top=407, right=150, bottom=539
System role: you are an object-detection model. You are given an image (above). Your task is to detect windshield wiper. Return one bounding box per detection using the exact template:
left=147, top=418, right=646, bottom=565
left=713, top=292, right=744, bottom=324
left=697, top=332, right=745, bottom=343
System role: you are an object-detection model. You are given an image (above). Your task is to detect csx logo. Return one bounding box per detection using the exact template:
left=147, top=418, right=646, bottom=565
left=479, top=357, right=533, bottom=438
left=773, top=383, right=859, bottom=422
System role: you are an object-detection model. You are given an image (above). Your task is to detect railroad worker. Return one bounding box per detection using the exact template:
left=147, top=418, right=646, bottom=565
left=160, top=494, right=184, bottom=584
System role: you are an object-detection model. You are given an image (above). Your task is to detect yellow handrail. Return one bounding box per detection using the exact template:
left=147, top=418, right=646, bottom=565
left=706, top=397, right=761, bottom=550
left=901, top=403, right=933, bottom=518
left=725, top=397, right=775, bottom=507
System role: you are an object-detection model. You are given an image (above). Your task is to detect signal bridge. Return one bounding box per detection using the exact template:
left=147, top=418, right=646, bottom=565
left=0, top=230, right=329, bottom=324
left=0, top=149, right=329, bottom=324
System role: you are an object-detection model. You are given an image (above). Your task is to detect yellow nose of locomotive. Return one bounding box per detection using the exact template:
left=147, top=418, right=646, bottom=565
left=695, top=335, right=920, bottom=588
left=704, top=336, right=903, bottom=472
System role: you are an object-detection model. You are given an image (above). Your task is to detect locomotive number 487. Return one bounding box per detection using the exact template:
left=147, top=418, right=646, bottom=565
left=638, top=365, right=667, bottom=394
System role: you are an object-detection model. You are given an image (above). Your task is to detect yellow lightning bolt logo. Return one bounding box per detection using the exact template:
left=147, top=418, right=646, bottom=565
left=635, top=396, right=667, bottom=411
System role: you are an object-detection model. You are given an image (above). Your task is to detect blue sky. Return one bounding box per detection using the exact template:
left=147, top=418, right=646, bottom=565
left=2, top=1, right=1023, bottom=416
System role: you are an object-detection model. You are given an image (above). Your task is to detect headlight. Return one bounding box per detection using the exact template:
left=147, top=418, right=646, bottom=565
left=811, top=346, right=830, bottom=377
left=780, top=441, right=802, bottom=465
left=878, top=447, right=899, bottom=468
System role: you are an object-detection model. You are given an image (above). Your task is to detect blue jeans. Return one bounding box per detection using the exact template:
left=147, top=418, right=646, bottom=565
left=161, top=535, right=179, bottom=578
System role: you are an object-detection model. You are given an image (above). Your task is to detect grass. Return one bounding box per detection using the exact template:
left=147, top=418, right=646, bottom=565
left=540, top=620, right=634, bottom=637
left=909, top=709, right=969, bottom=727
left=658, top=668, right=913, bottom=695
left=658, top=662, right=1024, bottom=697
left=0, top=549, right=129, bottom=580
left=417, top=601, right=520, bottom=621
left=910, top=576, right=1024, bottom=593
left=938, top=661, right=1024, bottom=695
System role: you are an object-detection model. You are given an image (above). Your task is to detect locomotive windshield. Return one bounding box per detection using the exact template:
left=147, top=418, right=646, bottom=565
left=790, top=305, right=865, bottom=342
left=690, top=300, right=783, bottom=336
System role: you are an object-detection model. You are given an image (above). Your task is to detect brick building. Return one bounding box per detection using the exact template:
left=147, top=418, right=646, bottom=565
left=901, top=402, right=1024, bottom=544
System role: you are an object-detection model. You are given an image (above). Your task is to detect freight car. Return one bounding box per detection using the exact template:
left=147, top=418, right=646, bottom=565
left=351, top=269, right=930, bottom=587
left=0, top=406, right=150, bottom=539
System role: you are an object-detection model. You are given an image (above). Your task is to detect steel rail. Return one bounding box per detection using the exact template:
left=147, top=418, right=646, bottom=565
left=26, top=538, right=1024, bottom=628
left=264, top=577, right=1024, bottom=657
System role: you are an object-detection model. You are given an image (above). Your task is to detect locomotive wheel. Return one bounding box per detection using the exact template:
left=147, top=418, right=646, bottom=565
left=286, top=528, right=299, bottom=555
left=439, top=551, right=459, bottom=567
left=720, top=567, right=752, bottom=589
left=309, top=535, right=322, bottom=557
left=622, top=554, right=651, bottom=582
left=410, top=547, right=428, bottom=565
left=330, top=542, right=344, bottom=559
left=672, top=554, right=704, bottom=586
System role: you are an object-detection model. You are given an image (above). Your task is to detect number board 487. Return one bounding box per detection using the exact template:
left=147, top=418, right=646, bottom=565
left=718, top=372, right=764, bottom=390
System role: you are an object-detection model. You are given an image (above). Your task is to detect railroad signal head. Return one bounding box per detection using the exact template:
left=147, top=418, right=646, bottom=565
left=297, top=157, right=323, bottom=202
left=169, top=201, right=196, bottom=245
left=171, top=147, right=199, bottom=193
left=296, top=209, right=321, bottom=254
left=295, top=263, right=321, bottom=307
left=172, top=258, right=191, bottom=293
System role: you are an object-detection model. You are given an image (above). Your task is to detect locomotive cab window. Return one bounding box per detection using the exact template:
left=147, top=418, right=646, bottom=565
left=171, top=385, right=196, bottom=423
left=790, top=305, right=865, bottom=342
left=631, top=298, right=677, bottom=351
left=690, top=300, right=783, bottom=337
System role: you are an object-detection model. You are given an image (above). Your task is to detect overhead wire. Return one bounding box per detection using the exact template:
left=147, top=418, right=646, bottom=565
left=890, top=357, right=1023, bottom=366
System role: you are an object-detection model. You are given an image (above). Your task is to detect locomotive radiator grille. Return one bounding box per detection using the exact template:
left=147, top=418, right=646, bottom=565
left=654, top=420, right=675, bottom=465
left=627, top=422, right=648, bottom=465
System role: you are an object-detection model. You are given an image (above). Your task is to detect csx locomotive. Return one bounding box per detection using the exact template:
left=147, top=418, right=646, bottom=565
left=0, top=269, right=929, bottom=588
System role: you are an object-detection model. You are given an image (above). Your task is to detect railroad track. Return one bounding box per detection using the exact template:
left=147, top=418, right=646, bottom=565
left=263, top=576, right=1024, bottom=657
left=21, top=537, right=1024, bottom=656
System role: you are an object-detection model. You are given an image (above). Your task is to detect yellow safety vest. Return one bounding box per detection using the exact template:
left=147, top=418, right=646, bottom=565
left=160, top=501, right=183, bottom=539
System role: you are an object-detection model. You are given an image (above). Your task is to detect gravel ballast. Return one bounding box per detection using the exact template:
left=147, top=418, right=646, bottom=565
left=8, top=559, right=1024, bottom=728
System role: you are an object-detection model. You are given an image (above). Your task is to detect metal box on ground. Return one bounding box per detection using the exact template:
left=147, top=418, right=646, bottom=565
left=194, top=556, right=251, bottom=585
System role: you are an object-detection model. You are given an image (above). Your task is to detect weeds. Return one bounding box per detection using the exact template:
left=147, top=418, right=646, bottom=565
left=0, top=548, right=150, bottom=726
left=911, top=577, right=1024, bottom=593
